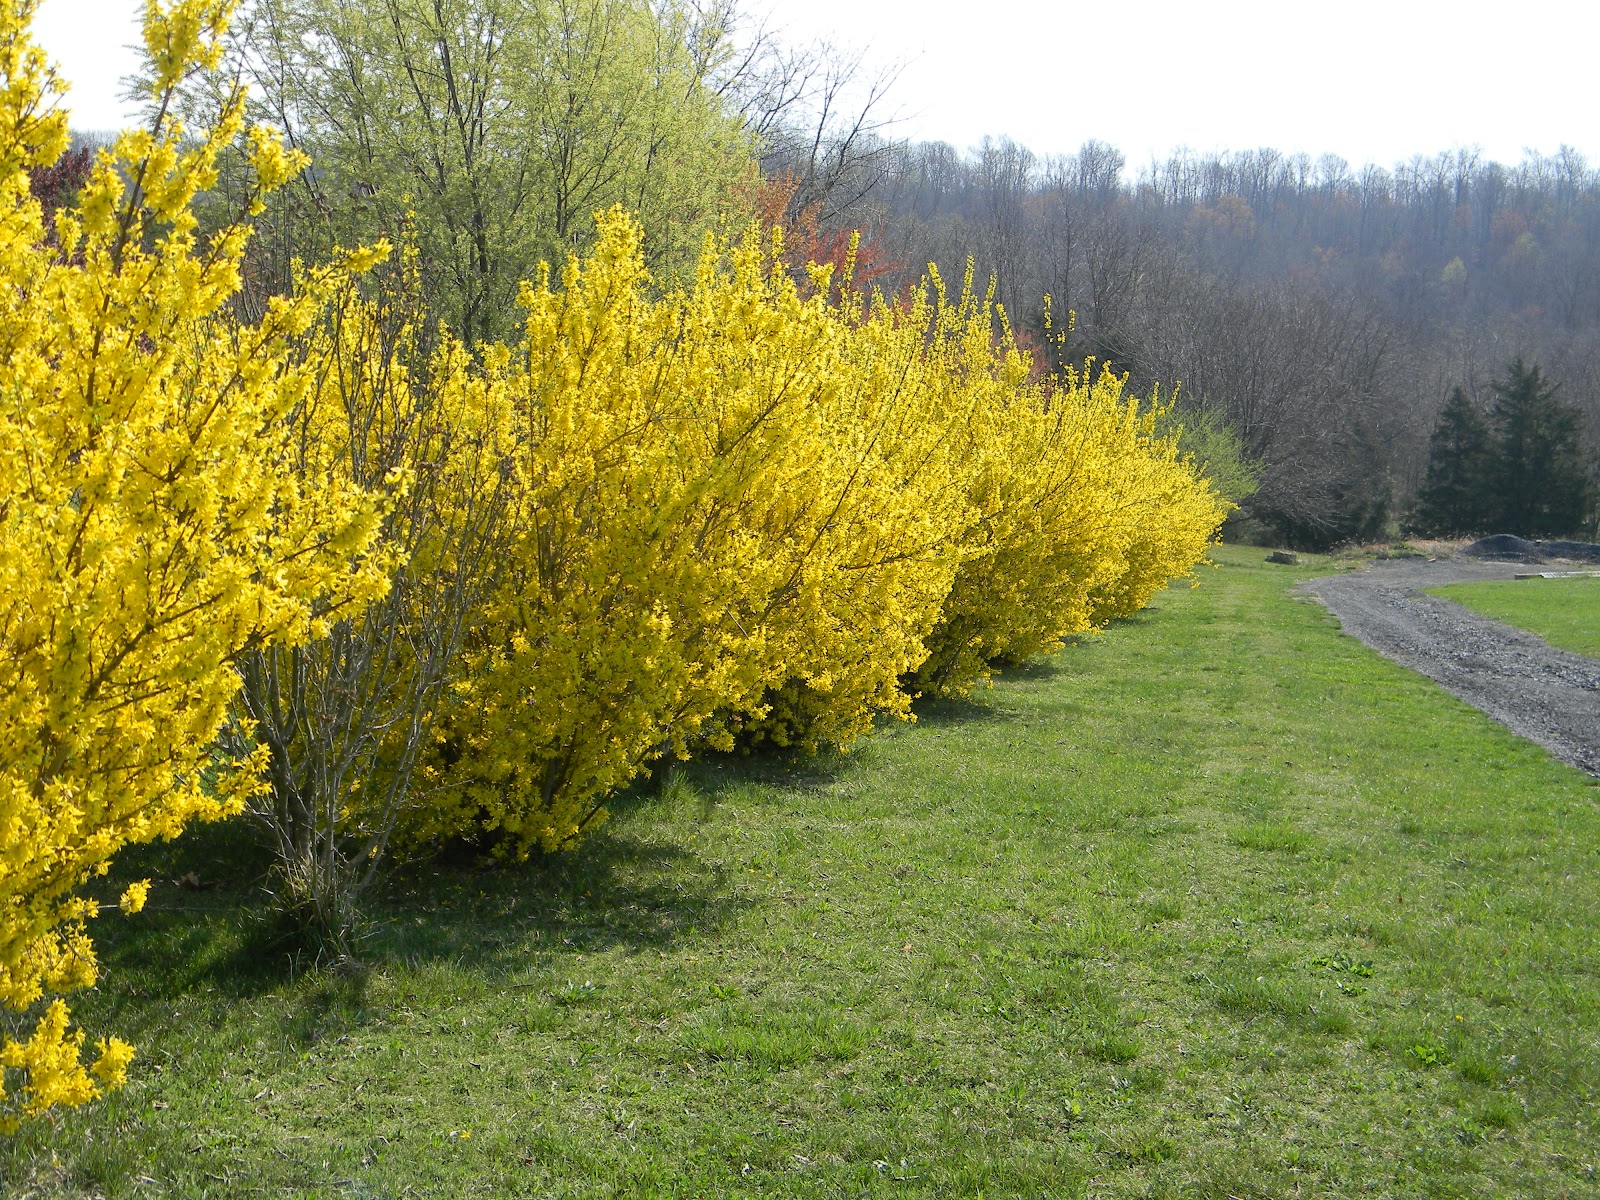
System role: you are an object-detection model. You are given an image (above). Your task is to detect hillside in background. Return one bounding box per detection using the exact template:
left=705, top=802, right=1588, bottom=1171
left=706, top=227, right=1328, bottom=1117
left=773, top=135, right=1600, bottom=546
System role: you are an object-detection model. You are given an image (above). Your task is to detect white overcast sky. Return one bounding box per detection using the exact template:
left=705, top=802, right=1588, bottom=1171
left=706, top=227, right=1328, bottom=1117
left=29, top=0, right=1600, bottom=172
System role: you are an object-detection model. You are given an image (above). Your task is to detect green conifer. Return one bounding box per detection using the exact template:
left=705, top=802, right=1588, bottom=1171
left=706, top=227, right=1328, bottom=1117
left=1487, top=359, right=1593, bottom=538
left=1413, top=386, right=1494, bottom=536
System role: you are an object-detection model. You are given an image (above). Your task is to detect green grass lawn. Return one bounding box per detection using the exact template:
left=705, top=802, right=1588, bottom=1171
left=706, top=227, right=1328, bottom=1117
left=7, top=546, right=1600, bottom=1199
left=1429, top=575, right=1600, bottom=657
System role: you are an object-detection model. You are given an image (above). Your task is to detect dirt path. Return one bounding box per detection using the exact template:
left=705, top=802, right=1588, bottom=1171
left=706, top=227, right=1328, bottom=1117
left=1300, top=558, right=1600, bottom=776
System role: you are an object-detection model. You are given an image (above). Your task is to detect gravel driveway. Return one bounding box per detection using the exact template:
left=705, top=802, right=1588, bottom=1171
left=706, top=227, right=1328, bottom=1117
left=1300, top=558, right=1600, bottom=776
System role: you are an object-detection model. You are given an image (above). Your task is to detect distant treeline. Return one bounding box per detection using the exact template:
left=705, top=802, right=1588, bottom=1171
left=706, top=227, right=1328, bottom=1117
left=785, top=136, right=1600, bottom=546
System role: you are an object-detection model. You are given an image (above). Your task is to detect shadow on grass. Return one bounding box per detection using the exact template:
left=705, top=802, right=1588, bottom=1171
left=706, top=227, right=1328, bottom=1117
left=379, top=826, right=744, bottom=969
left=664, top=743, right=858, bottom=798
left=904, top=692, right=1020, bottom=731
left=84, top=646, right=1078, bottom=1017
left=895, top=652, right=1084, bottom=729
left=88, top=795, right=748, bottom=1010
left=991, top=654, right=1077, bottom=682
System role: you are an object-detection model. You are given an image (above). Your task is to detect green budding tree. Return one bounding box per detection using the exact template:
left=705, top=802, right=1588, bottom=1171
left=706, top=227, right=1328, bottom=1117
left=214, top=0, right=754, bottom=343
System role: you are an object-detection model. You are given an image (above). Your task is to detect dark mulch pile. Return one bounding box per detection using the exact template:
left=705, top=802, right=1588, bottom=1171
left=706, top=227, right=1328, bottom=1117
left=1461, top=534, right=1600, bottom=563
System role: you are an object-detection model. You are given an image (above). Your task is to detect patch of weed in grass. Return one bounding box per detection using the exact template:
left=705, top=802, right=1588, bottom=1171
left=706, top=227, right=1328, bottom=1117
left=679, top=1004, right=867, bottom=1069
left=1229, top=822, right=1311, bottom=853
left=1311, top=1007, right=1356, bottom=1036
left=1307, top=950, right=1375, bottom=998
left=1407, top=1042, right=1452, bottom=1068
left=513, top=1002, right=562, bottom=1034
left=1102, top=1129, right=1177, bottom=1165
left=1308, top=950, right=1375, bottom=978
left=1139, top=894, right=1183, bottom=925
left=1477, top=1096, right=1521, bottom=1129
left=551, top=979, right=601, bottom=1006
left=1024, top=965, right=1111, bottom=1013
left=1082, top=1031, right=1142, bottom=1064
left=1208, top=968, right=1351, bottom=1036
left=1457, top=1054, right=1500, bottom=1086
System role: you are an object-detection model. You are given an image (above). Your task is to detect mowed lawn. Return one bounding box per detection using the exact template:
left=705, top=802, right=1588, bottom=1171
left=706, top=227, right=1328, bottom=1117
left=6, top=546, right=1599, bottom=1199
left=1430, top=574, right=1600, bottom=658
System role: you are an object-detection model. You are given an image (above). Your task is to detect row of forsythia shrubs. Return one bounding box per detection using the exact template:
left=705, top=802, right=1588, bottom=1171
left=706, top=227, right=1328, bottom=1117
left=397, top=222, right=1229, bottom=862
left=0, top=0, right=1226, bottom=1129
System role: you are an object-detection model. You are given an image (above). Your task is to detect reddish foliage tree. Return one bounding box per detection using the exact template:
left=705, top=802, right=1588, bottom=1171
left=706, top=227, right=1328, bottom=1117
left=28, top=144, right=92, bottom=247
left=739, top=170, right=901, bottom=296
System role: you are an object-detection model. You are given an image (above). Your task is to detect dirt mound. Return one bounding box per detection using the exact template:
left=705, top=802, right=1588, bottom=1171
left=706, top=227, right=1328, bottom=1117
left=1461, top=534, right=1544, bottom=561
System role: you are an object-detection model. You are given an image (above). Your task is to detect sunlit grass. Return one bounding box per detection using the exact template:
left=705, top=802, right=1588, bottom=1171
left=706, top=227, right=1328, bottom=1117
left=5, top=545, right=1598, bottom=1198
left=1430, top=574, right=1600, bottom=656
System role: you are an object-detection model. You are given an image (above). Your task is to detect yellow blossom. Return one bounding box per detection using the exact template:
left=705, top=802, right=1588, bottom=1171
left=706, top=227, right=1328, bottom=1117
left=0, top=0, right=385, bottom=1129
left=118, top=882, right=150, bottom=916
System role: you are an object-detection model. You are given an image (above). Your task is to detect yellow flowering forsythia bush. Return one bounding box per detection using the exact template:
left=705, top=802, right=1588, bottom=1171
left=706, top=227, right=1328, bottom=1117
left=0, top=0, right=385, bottom=1127
left=412, top=214, right=971, bottom=855
left=236, top=252, right=519, bottom=950
left=283, top=215, right=973, bottom=890
left=729, top=247, right=999, bottom=751
left=402, top=216, right=1228, bottom=858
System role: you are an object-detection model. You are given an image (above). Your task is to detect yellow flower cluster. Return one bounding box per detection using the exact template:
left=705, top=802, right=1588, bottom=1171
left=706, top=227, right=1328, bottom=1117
left=0, top=0, right=385, bottom=1127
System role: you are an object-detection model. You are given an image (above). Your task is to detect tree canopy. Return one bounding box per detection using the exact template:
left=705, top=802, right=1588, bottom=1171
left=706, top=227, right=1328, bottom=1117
left=225, top=0, right=754, bottom=343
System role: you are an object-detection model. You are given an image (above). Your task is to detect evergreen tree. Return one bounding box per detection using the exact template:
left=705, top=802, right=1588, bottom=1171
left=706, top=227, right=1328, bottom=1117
left=1487, top=359, right=1593, bottom=538
left=1413, top=386, right=1494, bottom=535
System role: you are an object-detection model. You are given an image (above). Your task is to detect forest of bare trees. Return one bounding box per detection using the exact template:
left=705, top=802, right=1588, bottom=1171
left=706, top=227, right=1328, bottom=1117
left=771, top=135, right=1600, bottom=547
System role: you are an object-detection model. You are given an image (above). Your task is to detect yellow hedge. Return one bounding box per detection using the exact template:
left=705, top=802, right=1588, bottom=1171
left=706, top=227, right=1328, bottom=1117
left=914, top=328, right=1232, bottom=697
left=413, top=217, right=970, bottom=853
left=406, top=220, right=1227, bottom=855
left=3, top=0, right=1228, bottom=1133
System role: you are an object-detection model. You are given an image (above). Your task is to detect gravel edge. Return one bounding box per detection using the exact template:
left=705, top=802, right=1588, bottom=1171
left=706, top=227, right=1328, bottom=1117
left=1298, top=558, right=1600, bottom=777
